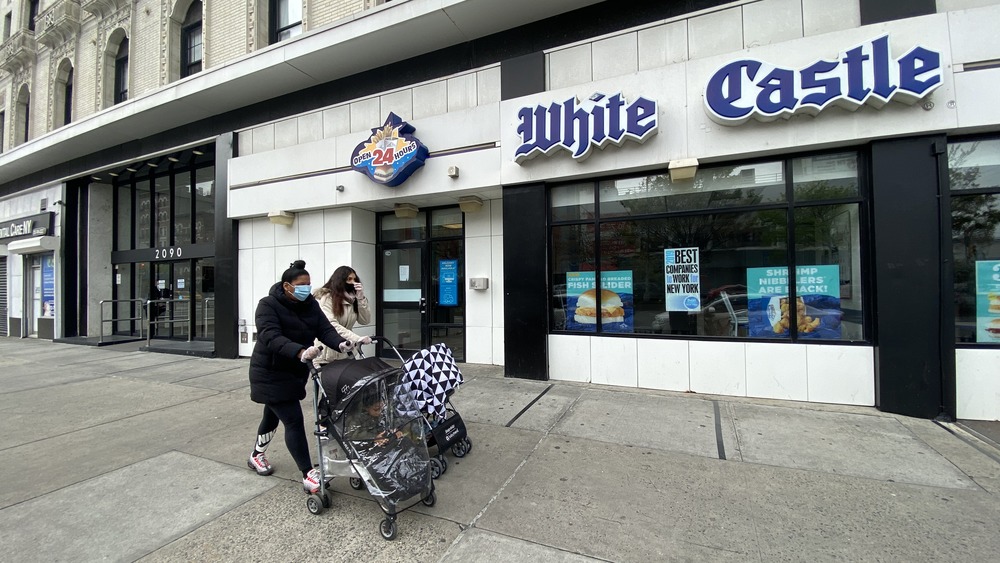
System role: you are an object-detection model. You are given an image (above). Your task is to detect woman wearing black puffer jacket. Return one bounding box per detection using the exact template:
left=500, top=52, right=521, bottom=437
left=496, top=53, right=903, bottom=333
left=247, top=260, right=353, bottom=494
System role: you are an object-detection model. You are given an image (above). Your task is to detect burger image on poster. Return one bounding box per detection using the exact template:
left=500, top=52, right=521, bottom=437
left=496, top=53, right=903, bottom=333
left=989, top=318, right=1000, bottom=340
left=989, top=293, right=1000, bottom=314
left=574, top=289, right=625, bottom=324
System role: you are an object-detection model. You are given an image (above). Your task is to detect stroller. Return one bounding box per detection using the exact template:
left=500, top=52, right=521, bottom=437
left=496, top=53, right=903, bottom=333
left=307, top=337, right=435, bottom=541
left=399, top=342, right=472, bottom=478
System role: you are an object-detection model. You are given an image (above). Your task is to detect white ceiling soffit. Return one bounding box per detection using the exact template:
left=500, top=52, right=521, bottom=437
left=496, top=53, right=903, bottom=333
left=0, top=0, right=602, bottom=186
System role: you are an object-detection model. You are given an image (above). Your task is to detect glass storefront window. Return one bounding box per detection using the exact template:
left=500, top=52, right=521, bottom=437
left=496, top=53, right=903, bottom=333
left=792, top=153, right=860, bottom=200
left=195, top=166, right=214, bottom=244
left=116, top=185, right=131, bottom=250
left=431, top=208, right=463, bottom=238
left=952, top=193, right=1000, bottom=344
left=551, top=152, right=866, bottom=342
left=949, top=139, right=1000, bottom=191
left=380, top=212, right=427, bottom=242
left=175, top=169, right=193, bottom=245
left=154, top=174, right=171, bottom=248
left=136, top=178, right=151, bottom=249
left=552, top=183, right=595, bottom=221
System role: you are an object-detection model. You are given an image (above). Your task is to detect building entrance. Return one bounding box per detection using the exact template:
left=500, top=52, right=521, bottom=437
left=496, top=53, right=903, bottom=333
left=377, top=207, right=465, bottom=361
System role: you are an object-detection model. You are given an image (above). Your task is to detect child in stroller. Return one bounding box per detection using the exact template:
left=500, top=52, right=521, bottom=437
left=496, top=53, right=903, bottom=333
left=307, top=338, right=436, bottom=541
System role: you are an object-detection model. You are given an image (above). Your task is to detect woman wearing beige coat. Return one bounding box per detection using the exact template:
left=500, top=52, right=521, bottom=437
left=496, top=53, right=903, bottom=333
left=312, top=266, right=373, bottom=366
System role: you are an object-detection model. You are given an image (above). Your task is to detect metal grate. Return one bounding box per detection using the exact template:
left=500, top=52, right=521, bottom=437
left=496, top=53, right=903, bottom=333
left=0, top=259, right=7, bottom=336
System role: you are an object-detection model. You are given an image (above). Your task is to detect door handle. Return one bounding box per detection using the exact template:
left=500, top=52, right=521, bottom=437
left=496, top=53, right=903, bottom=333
left=419, top=297, right=426, bottom=315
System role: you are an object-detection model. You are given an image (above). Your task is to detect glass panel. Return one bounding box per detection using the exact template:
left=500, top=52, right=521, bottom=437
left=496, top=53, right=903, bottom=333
left=599, top=175, right=670, bottom=217
left=380, top=212, right=426, bottom=243
left=136, top=179, right=151, bottom=249
left=173, top=261, right=192, bottom=340
left=792, top=153, right=859, bottom=201
left=116, top=185, right=131, bottom=250
left=135, top=261, right=151, bottom=332
left=793, top=204, right=863, bottom=341
left=551, top=224, right=596, bottom=331
left=194, top=166, right=215, bottom=244
left=382, top=248, right=422, bottom=302
left=952, top=193, right=1000, bottom=343
left=383, top=309, right=422, bottom=351
left=430, top=327, right=465, bottom=362
left=196, top=259, right=215, bottom=340
left=151, top=262, right=172, bottom=337
left=551, top=182, right=595, bottom=222
left=174, top=169, right=192, bottom=245
left=114, top=264, right=134, bottom=335
left=277, top=0, right=301, bottom=27
left=429, top=240, right=463, bottom=323
left=154, top=175, right=171, bottom=248
left=587, top=210, right=787, bottom=338
left=431, top=208, right=463, bottom=238
left=949, top=140, right=1000, bottom=191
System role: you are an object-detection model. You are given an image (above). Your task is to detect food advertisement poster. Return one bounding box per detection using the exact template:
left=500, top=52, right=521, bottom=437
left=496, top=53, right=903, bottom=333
left=976, top=260, right=1000, bottom=342
left=663, top=248, right=701, bottom=312
left=746, top=265, right=841, bottom=338
left=565, top=270, right=633, bottom=333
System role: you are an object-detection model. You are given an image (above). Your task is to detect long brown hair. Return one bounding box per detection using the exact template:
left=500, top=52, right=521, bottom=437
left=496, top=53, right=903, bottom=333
left=321, top=265, right=360, bottom=318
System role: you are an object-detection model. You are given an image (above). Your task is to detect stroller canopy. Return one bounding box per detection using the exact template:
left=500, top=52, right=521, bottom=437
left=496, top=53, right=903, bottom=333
left=399, top=343, right=464, bottom=420
left=320, top=356, right=395, bottom=416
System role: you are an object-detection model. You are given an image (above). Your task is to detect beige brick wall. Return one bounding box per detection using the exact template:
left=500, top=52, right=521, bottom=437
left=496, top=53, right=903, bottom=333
left=309, top=0, right=365, bottom=30
left=0, top=0, right=402, bottom=144
left=205, top=0, right=249, bottom=68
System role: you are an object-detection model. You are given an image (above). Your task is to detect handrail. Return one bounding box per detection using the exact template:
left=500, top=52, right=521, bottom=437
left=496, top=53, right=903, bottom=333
left=98, top=298, right=145, bottom=344
left=202, top=297, right=215, bottom=336
left=146, top=298, right=193, bottom=347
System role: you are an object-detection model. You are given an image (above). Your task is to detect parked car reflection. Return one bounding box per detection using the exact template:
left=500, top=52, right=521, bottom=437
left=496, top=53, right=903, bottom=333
left=651, top=291, right=748, bottom=337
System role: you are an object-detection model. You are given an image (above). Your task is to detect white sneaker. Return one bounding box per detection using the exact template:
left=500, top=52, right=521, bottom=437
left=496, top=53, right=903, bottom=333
left=303, top=468, right=321, bottom=493
left=247, top=452, right=273, bottom=476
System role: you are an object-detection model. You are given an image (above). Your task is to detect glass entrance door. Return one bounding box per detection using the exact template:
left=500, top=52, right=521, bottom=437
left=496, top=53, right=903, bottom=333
left=378, top=208, right=465, bottom=361
left=27, top=256, right=41, bottom=337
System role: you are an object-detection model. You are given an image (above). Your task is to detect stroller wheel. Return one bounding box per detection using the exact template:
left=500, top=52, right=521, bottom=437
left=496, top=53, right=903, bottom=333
left=306, top=494, right=324, bottom=515
left=421, top=491, right=436, bottom=507
left=438, top=454, right=449, bottom=474
left=349, top=477, right=364, bottom=490
left=429, top=458, right=443, bottom=479
left=379, top=518, right=398, bottom=541
left=464, top=437, right=472, bottom=453
left=451, top=440, right=468, bottom=458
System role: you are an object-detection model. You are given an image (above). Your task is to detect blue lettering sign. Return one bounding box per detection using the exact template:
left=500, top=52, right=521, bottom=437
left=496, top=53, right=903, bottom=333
left=514, top=92, right=658, bottom=163
left=704, top=35, right=943, bottom=126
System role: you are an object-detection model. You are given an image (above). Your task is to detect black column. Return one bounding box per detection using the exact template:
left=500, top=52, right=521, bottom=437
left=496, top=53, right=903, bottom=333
left=503, top=183, right=548, bottom=380
left=870, top=135, right=948, bottom=418
left=214, top=133, right=239, bottom=358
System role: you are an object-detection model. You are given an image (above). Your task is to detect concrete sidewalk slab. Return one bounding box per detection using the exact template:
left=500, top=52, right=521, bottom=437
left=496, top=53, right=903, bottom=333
left=440, top=528, right=602, bottom=562
left=112, top=358, right=249, bottom=384
left=0, top=377, right=216, bottom=450
left=172, top=367, right=250, bottom=393
left=0, top=392, right=248, bottom=508
left=0, top=451, right=275, bottom=562
left=476, top=434, right=757, bottom=562
left=507, top=384, right=585, bottom=433
left=139, top=480, right=460, bottom=562
left=551, top=389, right=733, bottom=461
left=731, top=403, right=976, bottom=489
left=452, top=376, right=553, bottom=427
left=738, top=458, right=1000, bottom=561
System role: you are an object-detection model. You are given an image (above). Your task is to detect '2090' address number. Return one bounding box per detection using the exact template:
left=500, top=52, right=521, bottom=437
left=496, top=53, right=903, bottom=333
left=153, top=247, right=183, bottom=260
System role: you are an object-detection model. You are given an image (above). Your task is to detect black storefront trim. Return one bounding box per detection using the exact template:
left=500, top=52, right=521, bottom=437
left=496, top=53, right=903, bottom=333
left=214, top=133, right=239, bottom=358
left=503, top=183, right=548, bottom=380
left=860, top=0, right=936, bottom=26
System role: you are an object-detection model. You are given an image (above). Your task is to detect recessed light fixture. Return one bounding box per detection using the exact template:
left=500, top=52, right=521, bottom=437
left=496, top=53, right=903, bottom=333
left=167, top=157, right=179, bottom=163
left=108, top=172, right=119, bottom=177
left=126, top=167, right=138, bottom=173
left=192, top=150, right=204, bottom=156
left=147, top=162, right=158, bottom=168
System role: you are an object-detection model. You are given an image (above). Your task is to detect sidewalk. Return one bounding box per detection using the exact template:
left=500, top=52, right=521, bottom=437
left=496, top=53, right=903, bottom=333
left=0, top=338, right=998, bottom=562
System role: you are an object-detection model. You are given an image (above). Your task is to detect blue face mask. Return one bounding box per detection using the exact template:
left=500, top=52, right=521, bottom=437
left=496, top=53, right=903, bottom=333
left=290, top=284, right=311, bottom=301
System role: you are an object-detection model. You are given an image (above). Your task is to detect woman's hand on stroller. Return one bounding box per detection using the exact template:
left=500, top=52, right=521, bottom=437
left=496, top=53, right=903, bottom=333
left=338, top=340, right=354, bottom=354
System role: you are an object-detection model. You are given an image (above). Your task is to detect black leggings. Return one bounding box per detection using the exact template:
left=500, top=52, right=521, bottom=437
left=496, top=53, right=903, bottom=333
left=257, top=401, right=312, bottom=474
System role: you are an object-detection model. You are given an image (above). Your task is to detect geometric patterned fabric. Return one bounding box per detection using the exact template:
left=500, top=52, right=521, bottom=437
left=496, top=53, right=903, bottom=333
left=400, top=343, right=464, bottom=420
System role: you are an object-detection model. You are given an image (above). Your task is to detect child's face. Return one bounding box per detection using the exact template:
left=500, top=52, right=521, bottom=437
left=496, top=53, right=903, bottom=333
left=366, top=401, right=383, bottom=417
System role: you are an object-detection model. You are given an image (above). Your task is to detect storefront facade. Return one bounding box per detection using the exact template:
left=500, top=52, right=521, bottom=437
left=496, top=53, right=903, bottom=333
left=230, top=1, right=1000, bottom=420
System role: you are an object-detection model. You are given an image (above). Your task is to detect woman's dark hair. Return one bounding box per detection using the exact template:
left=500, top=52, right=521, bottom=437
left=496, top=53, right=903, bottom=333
left=321, top=265, right=360, bottom=318
left=281, top=260, right=309, bottom=284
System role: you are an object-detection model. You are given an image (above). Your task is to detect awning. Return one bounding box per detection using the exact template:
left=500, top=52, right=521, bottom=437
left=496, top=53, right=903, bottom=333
left=6, top=236, right=59, bottom=254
